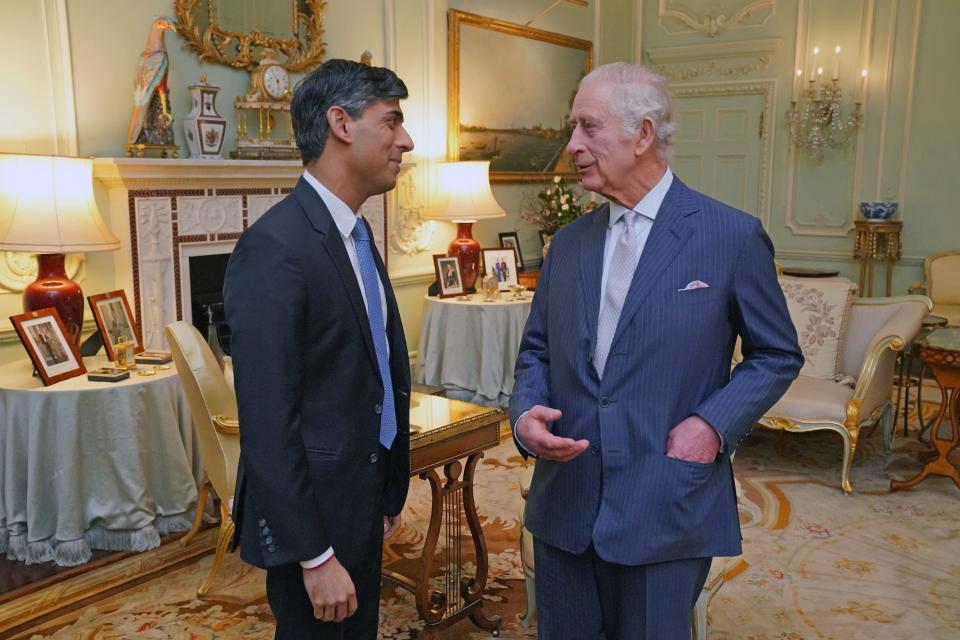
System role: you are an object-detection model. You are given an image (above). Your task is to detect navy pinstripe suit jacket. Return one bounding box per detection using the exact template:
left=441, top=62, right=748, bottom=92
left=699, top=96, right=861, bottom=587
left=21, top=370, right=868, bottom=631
left=510, top=177, right=802, bottom=566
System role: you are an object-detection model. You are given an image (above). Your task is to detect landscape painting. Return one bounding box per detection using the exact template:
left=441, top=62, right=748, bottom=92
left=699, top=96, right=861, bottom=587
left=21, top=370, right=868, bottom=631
left=448, top=10, right=593, bottom=182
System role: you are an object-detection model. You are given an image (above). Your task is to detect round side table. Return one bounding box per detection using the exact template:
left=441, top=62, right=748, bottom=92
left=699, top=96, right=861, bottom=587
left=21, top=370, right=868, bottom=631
left=894, top=314, right=949, bottom=438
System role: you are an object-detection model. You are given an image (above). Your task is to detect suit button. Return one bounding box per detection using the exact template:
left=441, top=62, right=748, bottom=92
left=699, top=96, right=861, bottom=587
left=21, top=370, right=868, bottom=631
left=265, top=536, right=273, bottom=544
left=268, top=545, right=276, bottom=553
left=599, top=397, right=609, bottom=408
left=262, top=526, right=271, bottom=535
left=258, top=519, right=267, bottom=527
left=374, top=403, right=383, bottom=415
left=369, top=452, right=379, bottom=464
left=591, top=446, right=600, bottom=456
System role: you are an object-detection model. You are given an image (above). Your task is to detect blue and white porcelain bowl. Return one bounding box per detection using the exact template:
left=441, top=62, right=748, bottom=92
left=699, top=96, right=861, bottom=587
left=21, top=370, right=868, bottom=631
left=859, top=201, right=898, bottom=221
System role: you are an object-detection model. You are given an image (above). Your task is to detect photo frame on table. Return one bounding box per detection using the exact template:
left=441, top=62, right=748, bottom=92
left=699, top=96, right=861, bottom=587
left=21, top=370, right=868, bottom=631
left=447, top=9, right=593, bottom=182
left=87, top=290, right=144, bottom=361
left=481, top=248, right=519, bottom=290
left=433, top=254, right=466, bottom=298
left=9, top=307, right=86, bottom=385
left=498, top=231, right=525, bottom=272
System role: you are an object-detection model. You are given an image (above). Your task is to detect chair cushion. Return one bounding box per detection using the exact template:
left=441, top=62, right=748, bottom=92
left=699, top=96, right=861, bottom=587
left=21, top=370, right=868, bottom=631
left=780, top=277, right=857, bottom=380
left=932, top=303, right=960, bottom=327
left=765, top=375, right=854, bottom=424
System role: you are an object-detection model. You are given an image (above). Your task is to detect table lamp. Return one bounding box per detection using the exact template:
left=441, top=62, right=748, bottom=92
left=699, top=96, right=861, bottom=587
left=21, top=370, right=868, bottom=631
left=428, top=161, right=505, bottom=291
left=0, top=153, right=120, bottom=344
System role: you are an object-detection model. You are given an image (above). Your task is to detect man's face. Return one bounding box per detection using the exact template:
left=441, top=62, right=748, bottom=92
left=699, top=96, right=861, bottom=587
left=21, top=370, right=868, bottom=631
left=565, top=80, right=638, bottom=203
left=348, top=98, right=414, bottom=195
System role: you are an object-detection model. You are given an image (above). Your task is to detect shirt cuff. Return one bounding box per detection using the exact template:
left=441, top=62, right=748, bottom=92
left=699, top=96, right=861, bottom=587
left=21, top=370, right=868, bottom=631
left=299, top=546, right=335, bottom=569
left=514, top=410, right=537, bottom=457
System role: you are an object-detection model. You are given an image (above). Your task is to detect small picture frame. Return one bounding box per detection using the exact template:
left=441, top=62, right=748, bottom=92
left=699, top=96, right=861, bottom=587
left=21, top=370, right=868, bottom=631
left=88, top=290, right=143, bottom=361
left=9, top=307, right=86, bottom=385
left=498, top=231, right=525, bottom=272
left=481, top=248, right=520, bottom=290
left=433, top=254, right=465, bottom=298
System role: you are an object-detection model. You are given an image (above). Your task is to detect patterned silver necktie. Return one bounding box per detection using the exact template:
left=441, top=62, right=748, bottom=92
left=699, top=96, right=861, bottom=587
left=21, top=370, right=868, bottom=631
left=594, top=210, right=639, bottom=378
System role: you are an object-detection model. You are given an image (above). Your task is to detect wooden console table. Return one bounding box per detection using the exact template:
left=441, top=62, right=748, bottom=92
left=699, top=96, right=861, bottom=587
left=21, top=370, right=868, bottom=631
left=383, top=392, right=504, bottom=636
left=853, top=220, right=902, bottom=297
left=891, top=327, right=960, bottom=492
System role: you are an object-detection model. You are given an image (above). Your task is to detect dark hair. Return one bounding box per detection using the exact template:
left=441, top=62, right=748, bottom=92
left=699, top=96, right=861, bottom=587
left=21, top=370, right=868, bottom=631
left=291, top=59, right=409, bottom=165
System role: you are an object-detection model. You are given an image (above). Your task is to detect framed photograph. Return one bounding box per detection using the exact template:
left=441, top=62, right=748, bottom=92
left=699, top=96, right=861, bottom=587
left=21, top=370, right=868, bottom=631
left=88, top=290, right=144, bottom=361
left=498, top=231, right=525, bottom=272
left=433, top=254, right=465, bottom=298
left=481, top=248, right=519, bottom=290
left=448, top=10, right=593, bottom=182
left=9, top=308, right=86, bottom=385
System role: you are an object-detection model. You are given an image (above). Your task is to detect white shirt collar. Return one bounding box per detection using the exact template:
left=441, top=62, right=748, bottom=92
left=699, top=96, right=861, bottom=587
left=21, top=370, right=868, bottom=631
left=608, top=167, right=674, bottom=229
left=302, top=170, right=359, bottom=238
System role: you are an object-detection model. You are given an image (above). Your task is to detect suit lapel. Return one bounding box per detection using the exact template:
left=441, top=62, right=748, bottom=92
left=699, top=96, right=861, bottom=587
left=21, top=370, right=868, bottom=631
left=609, top=178, right=698, bottom=350
left=579, top=204, right=611, bottom=354
left=293, top=179, right=381, bottom=378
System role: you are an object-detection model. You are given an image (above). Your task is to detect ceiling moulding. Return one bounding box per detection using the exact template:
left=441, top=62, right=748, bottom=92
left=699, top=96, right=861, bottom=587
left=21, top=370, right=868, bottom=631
left=647, top=38, right=781, bottom=81
left=658, top=0, right=776, bottom=37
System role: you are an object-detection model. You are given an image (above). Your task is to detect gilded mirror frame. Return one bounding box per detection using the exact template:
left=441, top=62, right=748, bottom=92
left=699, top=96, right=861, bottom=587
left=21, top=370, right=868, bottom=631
left=448, top=10, right=593, bottom=183
left=174, top=0, right=327, bottom=71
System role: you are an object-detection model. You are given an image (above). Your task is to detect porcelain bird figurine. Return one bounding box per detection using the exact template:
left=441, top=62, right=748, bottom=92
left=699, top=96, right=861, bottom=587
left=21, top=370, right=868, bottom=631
left=126, top=16, right=177, bottom=145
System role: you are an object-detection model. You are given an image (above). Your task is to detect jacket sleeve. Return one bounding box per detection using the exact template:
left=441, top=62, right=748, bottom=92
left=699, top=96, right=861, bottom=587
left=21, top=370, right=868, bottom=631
left=224, top=226, right=330, bottom=567
left=694, top=217, right=804, bottom=451
left=508, top=237, right=556, bottom=459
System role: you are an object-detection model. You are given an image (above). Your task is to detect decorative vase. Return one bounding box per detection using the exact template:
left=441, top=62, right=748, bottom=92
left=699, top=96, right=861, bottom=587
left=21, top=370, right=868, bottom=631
left=183, top=74, right=227, bottom=159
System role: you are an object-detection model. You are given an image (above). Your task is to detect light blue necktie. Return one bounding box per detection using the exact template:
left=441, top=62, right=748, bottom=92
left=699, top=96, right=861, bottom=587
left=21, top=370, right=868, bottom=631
left=352, top=218, right=397, bottom=449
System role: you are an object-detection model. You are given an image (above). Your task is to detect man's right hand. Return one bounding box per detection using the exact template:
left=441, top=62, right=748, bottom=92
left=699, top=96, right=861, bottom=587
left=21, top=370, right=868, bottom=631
left=302, top=556, right=358, bottom=623
left=516, top=405, right=589, bottom=461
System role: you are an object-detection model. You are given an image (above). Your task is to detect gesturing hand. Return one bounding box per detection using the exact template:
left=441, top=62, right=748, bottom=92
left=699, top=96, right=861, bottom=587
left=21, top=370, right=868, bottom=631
left=666, top=415, right=721, bottom=463
left=383, top=514, right=402, bottom=539
left=516, top=405, right=589, bottom=462
left=302, top=556, right=358, bottom=623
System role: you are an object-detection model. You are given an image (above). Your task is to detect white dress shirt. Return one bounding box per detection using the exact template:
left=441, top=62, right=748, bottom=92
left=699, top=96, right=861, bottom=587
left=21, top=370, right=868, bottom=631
left=299, top=171, right=389, bottom=569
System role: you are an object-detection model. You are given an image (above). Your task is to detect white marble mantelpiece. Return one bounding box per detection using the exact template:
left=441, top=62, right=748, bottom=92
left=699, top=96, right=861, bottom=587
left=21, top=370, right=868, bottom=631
left=94, top=158, right=303, bottom=349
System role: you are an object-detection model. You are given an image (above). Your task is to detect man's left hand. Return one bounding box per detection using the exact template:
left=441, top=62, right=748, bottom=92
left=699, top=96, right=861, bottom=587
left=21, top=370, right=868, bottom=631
left=666, top=415, right=721, bottom=463
left=383, top=514, right=402, bottom=539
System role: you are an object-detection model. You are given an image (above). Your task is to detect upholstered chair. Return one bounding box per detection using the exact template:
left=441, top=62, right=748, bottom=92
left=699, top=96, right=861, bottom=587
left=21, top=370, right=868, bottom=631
left=758, top=295, right=932, bottom=493
left=910, top=251, right=960, bottom=326
left=165, top=320, right=241, bottom=597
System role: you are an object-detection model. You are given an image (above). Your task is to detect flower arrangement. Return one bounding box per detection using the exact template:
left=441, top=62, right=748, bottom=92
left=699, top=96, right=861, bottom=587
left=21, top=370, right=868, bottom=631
left=520, top=175, right=586, bottom=234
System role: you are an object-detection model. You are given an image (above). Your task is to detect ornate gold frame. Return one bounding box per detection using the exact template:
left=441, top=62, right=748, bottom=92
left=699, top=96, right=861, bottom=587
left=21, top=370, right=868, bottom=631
left=174, top=0, right=326, bottom=71
left=447, top=10, right=592, bottom=182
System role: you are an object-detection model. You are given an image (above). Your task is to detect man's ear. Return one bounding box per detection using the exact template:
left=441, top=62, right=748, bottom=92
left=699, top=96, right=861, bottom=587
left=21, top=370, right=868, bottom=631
left=326, top=106, right=352, bottom=144
left=634, top=117, right=657, bottom=157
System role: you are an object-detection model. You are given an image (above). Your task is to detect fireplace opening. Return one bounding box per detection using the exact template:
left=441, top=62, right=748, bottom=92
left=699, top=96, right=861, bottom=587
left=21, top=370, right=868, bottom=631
left=188, top=253, right=231, bottom=355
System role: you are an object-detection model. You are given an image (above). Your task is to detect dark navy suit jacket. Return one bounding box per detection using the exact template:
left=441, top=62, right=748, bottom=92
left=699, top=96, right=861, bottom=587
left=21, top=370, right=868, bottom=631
left=510, top=177, right=802, bottom=566
left=224, top=177, right=411, bottom=570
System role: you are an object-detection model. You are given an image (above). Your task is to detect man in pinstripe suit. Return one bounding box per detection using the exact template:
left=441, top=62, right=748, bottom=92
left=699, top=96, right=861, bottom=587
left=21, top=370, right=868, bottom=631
left=510, top=63, right=803, bottom=639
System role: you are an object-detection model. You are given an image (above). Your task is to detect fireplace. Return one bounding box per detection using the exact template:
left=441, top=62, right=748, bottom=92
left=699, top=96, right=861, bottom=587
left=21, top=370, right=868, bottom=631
left=184, top=250, right=232, bottom=354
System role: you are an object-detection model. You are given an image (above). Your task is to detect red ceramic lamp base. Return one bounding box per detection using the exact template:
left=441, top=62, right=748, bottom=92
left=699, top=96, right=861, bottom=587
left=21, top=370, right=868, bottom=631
left=23, top=253, right=84, bottom=345
left=448, top=222, right=481, bottom=291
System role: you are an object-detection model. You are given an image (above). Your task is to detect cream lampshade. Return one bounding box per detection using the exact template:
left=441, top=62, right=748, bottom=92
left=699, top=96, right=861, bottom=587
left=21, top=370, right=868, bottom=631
left=0, top=153, right=120, bottom=343
left=427, top=161, right=505, bottom=290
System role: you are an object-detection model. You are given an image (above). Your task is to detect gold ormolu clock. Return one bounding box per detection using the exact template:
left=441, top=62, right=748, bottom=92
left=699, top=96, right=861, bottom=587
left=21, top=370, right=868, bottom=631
left=232, top=50, right=298, bottom=159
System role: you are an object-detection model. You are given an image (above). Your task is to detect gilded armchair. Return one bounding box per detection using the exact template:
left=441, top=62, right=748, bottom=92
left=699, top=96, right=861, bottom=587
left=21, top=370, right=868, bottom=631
left=758, top=295, right=931, bottom=493
left=165, top=321, right=241, bottom=597
left=909, top=250, right=960, bottom=326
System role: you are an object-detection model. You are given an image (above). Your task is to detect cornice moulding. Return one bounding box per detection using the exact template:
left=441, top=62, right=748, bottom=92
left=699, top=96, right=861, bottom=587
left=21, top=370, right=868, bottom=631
left=647, top=38, right=781, bottom=64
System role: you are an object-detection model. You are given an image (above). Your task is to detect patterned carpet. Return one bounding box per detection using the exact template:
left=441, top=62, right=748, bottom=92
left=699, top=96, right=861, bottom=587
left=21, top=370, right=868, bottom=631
left=11, top=401, right=960, bottom=639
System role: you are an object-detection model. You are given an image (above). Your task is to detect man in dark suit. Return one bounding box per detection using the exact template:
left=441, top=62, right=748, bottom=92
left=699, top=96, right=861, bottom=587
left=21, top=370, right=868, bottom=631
left=223, top=59, right=414, bottom=639
left=510, top=62, right=803, bottom=639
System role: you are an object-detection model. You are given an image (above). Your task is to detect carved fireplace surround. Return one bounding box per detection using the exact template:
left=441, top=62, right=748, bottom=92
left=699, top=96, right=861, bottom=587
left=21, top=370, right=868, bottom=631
left=93, top=158, right=303, bottom=350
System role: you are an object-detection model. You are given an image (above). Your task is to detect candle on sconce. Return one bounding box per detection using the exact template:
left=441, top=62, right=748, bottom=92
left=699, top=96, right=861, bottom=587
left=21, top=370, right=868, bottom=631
left=810, top=46, right=820, bottom=82
left=794, top=68, right=804, bottom=100
left=859, top=68, right=868, bottom=103
left=816, top=66, right=824, bottom=95
left=833, top=45, right=841, bottom=80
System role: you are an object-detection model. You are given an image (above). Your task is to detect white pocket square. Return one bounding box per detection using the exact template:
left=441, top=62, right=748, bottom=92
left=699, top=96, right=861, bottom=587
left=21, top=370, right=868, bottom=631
left=679, top=280, right=710, bottom=291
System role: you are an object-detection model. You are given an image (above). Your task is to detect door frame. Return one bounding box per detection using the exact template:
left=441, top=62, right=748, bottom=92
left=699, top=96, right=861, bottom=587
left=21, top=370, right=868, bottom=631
left=671, top=80, right=776, bottom=229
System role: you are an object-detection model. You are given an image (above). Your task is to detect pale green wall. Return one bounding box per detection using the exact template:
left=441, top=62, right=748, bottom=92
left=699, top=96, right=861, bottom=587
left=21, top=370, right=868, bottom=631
left=1, top=0, right=954, bottom=366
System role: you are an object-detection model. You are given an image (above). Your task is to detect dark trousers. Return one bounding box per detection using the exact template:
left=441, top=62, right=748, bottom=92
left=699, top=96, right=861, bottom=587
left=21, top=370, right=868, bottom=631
left=266, top=447, right=388, bottom=639
left=534, top=538, right=712, bottom=640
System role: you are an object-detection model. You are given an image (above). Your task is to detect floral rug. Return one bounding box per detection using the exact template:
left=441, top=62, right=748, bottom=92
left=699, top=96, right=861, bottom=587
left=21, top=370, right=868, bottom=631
left=12, top=401, right=960, bottom=639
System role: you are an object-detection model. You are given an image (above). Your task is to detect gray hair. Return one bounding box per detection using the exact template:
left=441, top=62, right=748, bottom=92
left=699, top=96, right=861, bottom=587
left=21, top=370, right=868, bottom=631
left=291, top=59, right=408, bottom=165
left=580, top=62, right=675, bottom=161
